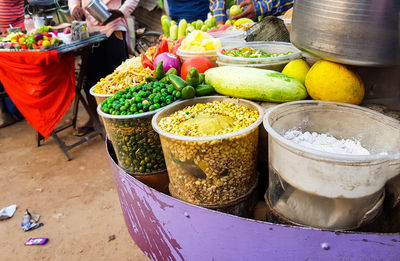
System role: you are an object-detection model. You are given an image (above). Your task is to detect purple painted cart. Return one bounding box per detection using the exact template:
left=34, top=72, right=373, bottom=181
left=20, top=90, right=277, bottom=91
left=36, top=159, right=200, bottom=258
left=107, top=142, right=400, bottom=260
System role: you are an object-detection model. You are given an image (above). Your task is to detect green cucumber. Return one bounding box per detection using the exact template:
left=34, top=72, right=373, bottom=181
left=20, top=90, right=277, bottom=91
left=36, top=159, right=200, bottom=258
left=195, top=84, right=215, bottom=97
left=169, top=74, right=186, bottom=91
left=198, top=73, right=205, bottom=84
left=186, top=68, right=199, bottom=87
left=204, top=66, right=308, bottom=102
left=182, top=86, right=196, bottom=99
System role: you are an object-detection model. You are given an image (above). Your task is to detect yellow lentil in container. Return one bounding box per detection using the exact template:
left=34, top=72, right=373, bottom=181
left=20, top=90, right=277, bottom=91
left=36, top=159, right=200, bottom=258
left=156, top=99, right=261, bottom=206
left=158, top=101, right=259, bottom=136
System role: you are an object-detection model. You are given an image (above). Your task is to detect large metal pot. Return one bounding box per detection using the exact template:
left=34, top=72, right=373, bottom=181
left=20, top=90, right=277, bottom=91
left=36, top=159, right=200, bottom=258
left=291, top=0, right=399, bottom=66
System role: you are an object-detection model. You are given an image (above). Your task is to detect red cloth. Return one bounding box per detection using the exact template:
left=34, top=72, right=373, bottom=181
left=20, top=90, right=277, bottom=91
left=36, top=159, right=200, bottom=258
left=0, top=50, right=75, bottom=138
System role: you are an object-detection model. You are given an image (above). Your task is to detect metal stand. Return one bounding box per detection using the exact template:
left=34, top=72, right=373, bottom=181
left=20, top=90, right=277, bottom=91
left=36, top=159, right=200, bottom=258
left=37, top=45, right=105, bottom=161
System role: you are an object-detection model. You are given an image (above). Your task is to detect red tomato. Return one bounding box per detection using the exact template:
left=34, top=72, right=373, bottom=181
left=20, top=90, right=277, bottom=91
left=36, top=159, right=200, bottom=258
left=37, top=40, right=43, bottom=46
left=180, top=56, right=213, bottom=80
left=171, top=43, right=181, bottom=56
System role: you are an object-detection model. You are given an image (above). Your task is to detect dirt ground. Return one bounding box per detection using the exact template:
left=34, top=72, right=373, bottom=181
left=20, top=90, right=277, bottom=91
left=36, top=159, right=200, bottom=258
left=0, top=109, right=149, bottom=260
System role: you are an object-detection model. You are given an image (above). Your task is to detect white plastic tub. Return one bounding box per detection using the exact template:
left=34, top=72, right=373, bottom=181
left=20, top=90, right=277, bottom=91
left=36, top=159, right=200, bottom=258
left=89, top=86, right=113, bottom=106
left=208, top=30, right=247, bottom=40
left=177, top=38, right=246, bottom=66
left=217, top=41, right=301, bottom=64
left=216, top=59, right=287, bottom=72
left=263, top=100, right=400, bottom=199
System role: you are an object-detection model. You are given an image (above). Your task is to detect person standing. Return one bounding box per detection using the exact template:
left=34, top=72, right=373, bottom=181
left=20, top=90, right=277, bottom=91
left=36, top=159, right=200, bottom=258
left=0, top=0, right=25, bottom=34
left=68, top=0, right=139, bottom=135
left=166, top=0, right=210, bottom=23
left=210, top=0, right=293, bottom=24
left=0, top=0, right=25, bottom=126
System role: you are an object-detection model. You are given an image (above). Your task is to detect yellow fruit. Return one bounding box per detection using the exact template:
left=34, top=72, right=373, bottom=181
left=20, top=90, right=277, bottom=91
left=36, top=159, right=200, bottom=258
left=305, top=60, right=365, bottom=105
left=281, top=59, right=310, bottom=85
left=233, top=18, right=253, bottom=26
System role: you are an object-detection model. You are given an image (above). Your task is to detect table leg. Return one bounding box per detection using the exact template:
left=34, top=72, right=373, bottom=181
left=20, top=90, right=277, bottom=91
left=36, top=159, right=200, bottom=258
left=38, top=44, right=105, bottom=161
left=72, top=46, right=89, bottom=129
left=50, top=131, right=72, bottom=161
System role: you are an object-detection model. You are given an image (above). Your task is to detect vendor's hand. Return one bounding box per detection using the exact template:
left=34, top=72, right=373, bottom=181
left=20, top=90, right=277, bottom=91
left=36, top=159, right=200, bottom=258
left=103, top=9, right=124, bottom=25
left=217, top=20, right=225, bottom=25
left=100, top=17, right=123, bottom=37
left=232, top=0, right=256, bottom=21
left=72, top=6, right=85, bottom=21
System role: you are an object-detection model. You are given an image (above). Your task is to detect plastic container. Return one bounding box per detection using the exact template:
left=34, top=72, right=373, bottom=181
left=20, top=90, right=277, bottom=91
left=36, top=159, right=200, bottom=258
left=216, top=60, right=287, bottom=71
left=107, top=139, right=169, bottom=193
left=199, top=177, right=258, bottom=218
left=217, top=41, right=301, bottom=67
left=98, top=105, right=166, bottom=175
left=90, top=86, right=113, bottom=106
left=263, top=100, right=400, bottom=199
left=266, top=168, right=385, bottom=230
left=32, top=14, right=44, bottom=29
left=57, top=32, right=72, bottom=45
left=152, top=96, right=263, bottom=206
left=177, top=38, right=246, bottom=66
left=208, top=30, right=247, bottom=41
left=24, top=15, right=35, bottom=33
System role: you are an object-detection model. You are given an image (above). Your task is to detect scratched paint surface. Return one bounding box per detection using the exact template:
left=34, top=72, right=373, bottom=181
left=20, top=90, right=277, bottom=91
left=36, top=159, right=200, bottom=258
left=107, top=143, right=400, bottom=261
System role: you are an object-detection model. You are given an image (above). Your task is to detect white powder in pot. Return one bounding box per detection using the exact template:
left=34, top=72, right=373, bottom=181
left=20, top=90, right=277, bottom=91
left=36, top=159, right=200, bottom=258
left=283, top=130, right=370, bottom=155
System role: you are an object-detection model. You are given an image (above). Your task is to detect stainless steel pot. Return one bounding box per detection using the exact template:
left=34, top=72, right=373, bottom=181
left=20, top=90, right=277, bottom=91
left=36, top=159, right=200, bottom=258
left=291, top=0, right=400, bottom=66
left=85, top=0, right=111, bottom=24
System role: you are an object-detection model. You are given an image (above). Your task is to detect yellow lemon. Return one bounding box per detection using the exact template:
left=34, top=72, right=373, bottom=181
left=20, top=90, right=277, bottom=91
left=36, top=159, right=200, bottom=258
left=281, top=59, right=310, bottom=85
left=305, top=60, right=365, bottom=105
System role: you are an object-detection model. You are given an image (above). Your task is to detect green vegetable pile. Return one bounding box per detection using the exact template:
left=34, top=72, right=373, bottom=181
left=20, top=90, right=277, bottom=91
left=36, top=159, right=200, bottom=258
left=221, top=47, right=293, bottom=58
left=101, top=81, right=180, bottom=115
left=101, top=61, right=216, bottom=116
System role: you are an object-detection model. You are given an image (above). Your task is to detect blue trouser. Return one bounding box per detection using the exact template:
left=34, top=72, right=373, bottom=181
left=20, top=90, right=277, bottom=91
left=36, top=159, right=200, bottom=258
left=0, top=83, right=23, bottom=120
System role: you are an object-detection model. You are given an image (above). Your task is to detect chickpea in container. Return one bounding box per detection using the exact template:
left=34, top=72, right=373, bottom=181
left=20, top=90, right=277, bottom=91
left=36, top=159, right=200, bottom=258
left=152, top=97, right=263, bottom=206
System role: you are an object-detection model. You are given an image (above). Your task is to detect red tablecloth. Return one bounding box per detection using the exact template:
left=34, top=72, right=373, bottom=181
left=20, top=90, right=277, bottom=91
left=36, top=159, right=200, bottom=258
left=0, top=50, right=75, bottom=138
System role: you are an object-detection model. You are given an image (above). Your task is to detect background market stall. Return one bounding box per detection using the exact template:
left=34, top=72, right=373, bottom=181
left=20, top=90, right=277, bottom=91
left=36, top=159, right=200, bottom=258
left=0, top=34, right=106, bottom=160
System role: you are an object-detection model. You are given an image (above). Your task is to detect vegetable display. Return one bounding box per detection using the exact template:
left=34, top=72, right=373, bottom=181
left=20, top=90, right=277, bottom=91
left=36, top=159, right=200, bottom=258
left=222, top=47, right=293, bottom=58
left=146, top=66, right=214, bottom=100
left=205, top=66, right=308, bottom=102
left=0, top=26, right=62, bottom=50
left=161, top=15, right=252, bottom=41
left=161, top=16, right=218, bottom=40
